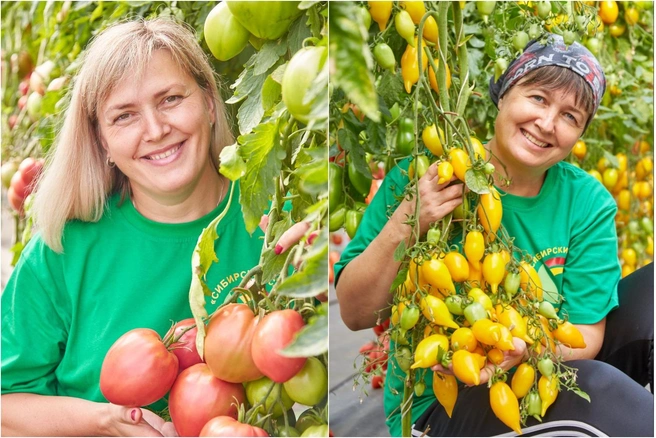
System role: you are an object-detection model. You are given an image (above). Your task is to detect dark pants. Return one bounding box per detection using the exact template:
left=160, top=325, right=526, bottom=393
left=413, top=264, right=654, bottom=437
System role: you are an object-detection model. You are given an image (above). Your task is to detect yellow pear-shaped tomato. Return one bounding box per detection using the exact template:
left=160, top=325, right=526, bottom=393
left=420, top=295, right=459, bottom=329
left=443, top=251, right=470, bottom=282
left=472, top=318, right=501, bottom=346
left=478, top=187, right=503, bottom=238
left=451, top=350, right=481, bottom=386
left=490, top=381, right=522, bottom=435
left=552, top=321, right=586, bottom=349
left=464, top=231, right=485, bottom=271
left=411, top=334, right=449, bottom=369
left=421, top=257, right=456, bottom=294
left=519, top=261, right=543, bottom=301
left=449, top=148, right=470, bottom=182
left=482, top=251, right=505, bottom=295
left=433, top=372, right=458, bottom=417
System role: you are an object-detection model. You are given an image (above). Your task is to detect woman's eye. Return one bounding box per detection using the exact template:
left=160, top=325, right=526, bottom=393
left=164, top=95, right=182, bottom=104
left=564, top=112, right=578, bottom=123
left=114, top=113, right=131, bottom=123
left=531, top=95, right=545, bottom=103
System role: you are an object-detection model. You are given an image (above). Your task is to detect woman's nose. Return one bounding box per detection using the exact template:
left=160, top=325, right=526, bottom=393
left=142, top=109, right=171, bottom=142
left=535, top=109, right=557, bottom=134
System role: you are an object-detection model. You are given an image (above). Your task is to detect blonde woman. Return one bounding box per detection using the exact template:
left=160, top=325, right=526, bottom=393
left=2, top=19, right=265, bottom=436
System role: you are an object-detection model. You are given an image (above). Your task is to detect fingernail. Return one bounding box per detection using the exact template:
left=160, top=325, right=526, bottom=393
left=131, top=409, right=137, bottom=421
left=275, top=244, right=283, bottom=255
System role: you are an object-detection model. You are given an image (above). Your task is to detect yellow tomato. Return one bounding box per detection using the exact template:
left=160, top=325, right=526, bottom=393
left=468, top=287, right=493, bottom=311
left=599, top=0, right=619, bottom=24
left=411, top=333, right=450, bottom=369
left=428, top=62, right=452, bottom=94
left=422, top=124, right=445, bottom=156
left=625, top=7, right=639, bottom=25
left=588, top=169, right=603, bottom=183
left=451, top=327, right=479, bottom=352
left=400, top=1, right=426, bottom=24
left=572, top=140, right=586, bottom=160
left=423, top=16, right=439, bottom=45
left=617, top=189, right=630, bottom=211
left=443, top=251, right=470, bottom=282
left=622, top=248, right=637, bottom=267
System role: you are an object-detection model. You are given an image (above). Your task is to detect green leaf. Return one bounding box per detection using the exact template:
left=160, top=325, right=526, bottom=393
left=238, top=121, right=285, bottom=233
left=393, top=240, right=407, bottom=262
left=288, top=13, right=312, bottom=54
left=297, top=160, right=328, bottom=196
left=570, top=387, right=591, bottom=403
left=262, top=75, right=282, bottom=112
left=464, top=168, right=490, bottom=194
left=279, top=313, right=328, bottom=357
left=390, top=268, right=407, bottom=294
left=219, top=143, right=247, bottom=181
left=270, top=63, right=287, bottom=84
left=189, top=183, right=238, bottom=360
left=276, top=238, right=327, bottom=298
left=254, top=39, right=287, bottom=76
left=329, top=1, right=379, bottom=122
left=365, top=114, right=387, bottom=155
left=377, top=70, right=405, bottom=109
left=227, top=64, right=263, bottom=105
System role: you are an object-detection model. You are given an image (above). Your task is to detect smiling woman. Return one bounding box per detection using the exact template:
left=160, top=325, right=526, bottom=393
left=0, top=18, right=266, bottom=437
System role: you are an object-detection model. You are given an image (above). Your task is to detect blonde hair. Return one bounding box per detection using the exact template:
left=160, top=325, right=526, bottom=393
left=32, top=18, right=234, bottom=253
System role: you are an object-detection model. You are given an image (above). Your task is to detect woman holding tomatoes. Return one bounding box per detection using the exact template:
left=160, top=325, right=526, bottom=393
left=1, top=19, right=266, bottom=436
left=335, top=34, right=653, bottom=436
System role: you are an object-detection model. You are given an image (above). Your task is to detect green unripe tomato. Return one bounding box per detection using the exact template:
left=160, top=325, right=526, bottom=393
left=537, top=1, right=552, bottom=19
left=204, top=2, right=250, bottom=61
left=513, top=31, right=529, bottom=51
left=374, top=43, right=396, bottom=72
left=537, top=357, right=554, bottom=377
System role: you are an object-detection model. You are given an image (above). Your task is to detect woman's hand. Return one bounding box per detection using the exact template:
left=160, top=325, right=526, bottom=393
left=431, top=338, right=528, bottom=385
left=393, top=162, right=464, bottom=236
left=104, top=405, right=179, bottom=436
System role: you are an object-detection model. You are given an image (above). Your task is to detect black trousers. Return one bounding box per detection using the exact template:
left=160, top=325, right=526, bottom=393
left=413, top=263, right=654, bottom=437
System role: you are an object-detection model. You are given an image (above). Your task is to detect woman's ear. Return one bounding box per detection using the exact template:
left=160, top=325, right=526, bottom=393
left=497, top=96, right=505, bottom=111
left=205, top=93, right=216, bottom=126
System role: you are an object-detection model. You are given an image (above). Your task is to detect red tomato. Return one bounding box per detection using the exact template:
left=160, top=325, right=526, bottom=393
left=18, top=157, right=43, bottom=185
left=7, top=186, right=23, bottom=213
left=100, top=328, right=179, bottom=407
left=169, top=363, right=245, bottom=437
left=251, top=309, right=307, bottom=383
left=205, top=304, right=263, bottom=383
left=166, top=318, right=203, bottom=373
left=199, top=416, right=269, bottom=437
left=10, top=171, right=29, bottom=199
left=371, top=374, right=385, bottom=389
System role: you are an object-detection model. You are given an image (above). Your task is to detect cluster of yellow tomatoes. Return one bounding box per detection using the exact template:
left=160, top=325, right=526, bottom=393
left=387, top=154, right=587, bottom=433
left=571, top=139, right=653, bottom=277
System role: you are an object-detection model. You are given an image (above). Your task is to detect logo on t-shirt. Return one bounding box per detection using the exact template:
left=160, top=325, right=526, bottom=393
left=531, top=246, right=568, bottom=304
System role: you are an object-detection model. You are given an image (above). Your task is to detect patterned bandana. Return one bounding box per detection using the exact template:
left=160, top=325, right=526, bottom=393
left=489, top=33, right=606, bottom=115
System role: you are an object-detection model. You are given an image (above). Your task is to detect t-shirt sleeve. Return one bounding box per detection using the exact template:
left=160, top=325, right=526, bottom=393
left=333, top=161, right=410, bottom=286
left=2, top=238, right=69, bottom=396
left=560, top=185, right=620, bottom=324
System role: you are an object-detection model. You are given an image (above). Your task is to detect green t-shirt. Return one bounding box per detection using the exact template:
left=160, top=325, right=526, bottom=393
left=1, top=181, right=264, bottom=410
left=334, top=160, right=620, bottom=437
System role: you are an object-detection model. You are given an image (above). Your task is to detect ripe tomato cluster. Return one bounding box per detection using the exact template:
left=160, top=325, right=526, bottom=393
left=3, top=157, right=44, bottom=216
left=100, top=305, right=328, bottom=437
